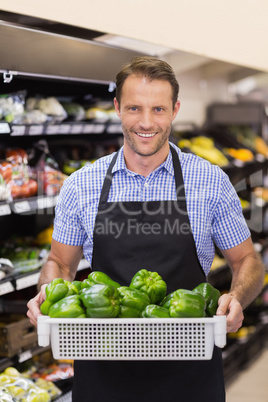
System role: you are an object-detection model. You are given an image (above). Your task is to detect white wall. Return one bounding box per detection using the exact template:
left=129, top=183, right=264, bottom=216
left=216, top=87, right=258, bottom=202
left=174, top=70, right=233, bottom=126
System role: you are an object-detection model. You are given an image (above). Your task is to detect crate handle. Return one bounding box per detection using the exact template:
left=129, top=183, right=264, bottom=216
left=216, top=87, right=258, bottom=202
left=37, top=315, right=51, bottom=347
left=213, top=315, right=227, bottom=348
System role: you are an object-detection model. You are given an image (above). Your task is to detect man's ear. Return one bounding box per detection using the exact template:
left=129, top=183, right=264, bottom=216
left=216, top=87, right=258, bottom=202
left=172, top=100, right=180, bottom=121
left=114, top=98, right=121, bottom=118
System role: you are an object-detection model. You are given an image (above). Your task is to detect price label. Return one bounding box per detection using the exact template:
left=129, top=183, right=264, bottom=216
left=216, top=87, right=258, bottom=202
left=37, top=196, right=58, bottom=210
left=29, top=125, right=44, bottom=135
left=83, top=124, right=95, bottom=134
left=71, top=124, right=83, bottom=134
left=0, top=281, right=14, bottom=295
left=233, top=159, right=245, bottom=168
left=11, top=125, right=26, bottom=136
left=0, top=122, right=11, bottom=134
left=0, top=204, right=11, bottom=216
left=13, top=201, right=31, bottom=214
left=93, top=124, right=105, bottom=134
left=16, top=272, right=40, bottom=290
left=58, top=124, right=71, bottom=134
left=255, top=197, right=265, bottom=207
left=46, top=125, right=60, bottom=135
left=19, top=350, right=33, bottom=363
left=256, top=154, right=265, bottom=162
left=107, top=124, right=122, bottom=134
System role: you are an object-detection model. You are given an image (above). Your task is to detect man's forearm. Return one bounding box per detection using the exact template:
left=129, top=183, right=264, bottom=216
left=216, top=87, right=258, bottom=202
left=37, top=259, right=75, bottom=292
left=229, top=252, right=265, bottom=309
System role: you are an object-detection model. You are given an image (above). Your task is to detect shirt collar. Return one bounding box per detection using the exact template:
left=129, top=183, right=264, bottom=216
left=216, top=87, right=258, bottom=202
left=112, top=143, right=180, bottom=177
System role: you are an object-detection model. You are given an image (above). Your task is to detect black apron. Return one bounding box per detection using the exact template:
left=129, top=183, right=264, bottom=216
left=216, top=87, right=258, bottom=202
left=72, top=147, right=225, bottom=402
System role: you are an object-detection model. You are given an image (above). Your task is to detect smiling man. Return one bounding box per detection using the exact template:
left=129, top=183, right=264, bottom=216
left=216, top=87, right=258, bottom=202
left=27, top=56, right=264, bottom=402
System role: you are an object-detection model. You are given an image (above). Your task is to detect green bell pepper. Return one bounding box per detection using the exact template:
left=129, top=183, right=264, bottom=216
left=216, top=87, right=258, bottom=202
left=64, top=280, right=80, bottom=296
left=71, top=280, right=83, bottom=293
left=159, top=292, right=175, bottom=309
left=193, top=282, right=221, bottom=317
left=40, top=278, right=79, bottom=315
left=169, top=289, right=206, bottom=318
left=117, top=286, right=150, bottom=317
left=48, top=295, right=86, bottom=318
left=81, top=271, right=121, bottom=290
left=80, top=284, right=120, bottom=318
left=40, top=278, right=69, bottom=315
left=129, top=269, right=167, bottom=304
left=141, top=304, right=170, bottom=318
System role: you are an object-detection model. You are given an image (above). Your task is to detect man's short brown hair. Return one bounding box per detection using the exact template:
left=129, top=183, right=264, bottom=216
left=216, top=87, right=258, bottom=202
left=115, top=56, right=179, bottom=108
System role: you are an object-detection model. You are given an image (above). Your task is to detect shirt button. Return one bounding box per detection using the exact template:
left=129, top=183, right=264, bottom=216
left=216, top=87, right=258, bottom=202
left=144, top=182, right=149, bottom=188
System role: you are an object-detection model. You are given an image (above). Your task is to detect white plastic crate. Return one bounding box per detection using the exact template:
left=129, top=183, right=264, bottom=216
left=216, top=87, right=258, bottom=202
left=37, top=315, right=226, bottom=361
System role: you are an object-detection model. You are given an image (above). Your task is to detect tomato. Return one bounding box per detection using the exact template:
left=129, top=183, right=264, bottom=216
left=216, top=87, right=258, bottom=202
left=20, top=183, right=31, bottom=198
left=28, top=179, right=38, bottom=196
left=10, top=184, right=21, bottom=199
left=6, top=148, right=28, bottom=163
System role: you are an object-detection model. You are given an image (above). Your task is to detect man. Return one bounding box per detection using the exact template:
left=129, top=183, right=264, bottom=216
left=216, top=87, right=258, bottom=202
left=27, top=56, right=264, bottom=401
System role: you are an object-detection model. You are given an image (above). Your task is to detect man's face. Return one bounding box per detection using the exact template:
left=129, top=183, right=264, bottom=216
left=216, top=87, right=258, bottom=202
left=114, top=75, right=180, bottom=159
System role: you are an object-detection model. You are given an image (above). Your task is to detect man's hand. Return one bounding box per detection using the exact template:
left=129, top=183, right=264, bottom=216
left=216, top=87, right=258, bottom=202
left=216, top=293, right=244, bottom=333
left=27, top=284, right=47, bottom=327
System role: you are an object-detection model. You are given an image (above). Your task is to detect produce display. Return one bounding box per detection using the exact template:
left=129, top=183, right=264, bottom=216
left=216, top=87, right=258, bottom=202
left=178, top=136, right=229, bottom=167
left=0, top=148, right=38, bottom=200
left=0, top=227, right=52, bottom=279
left=0, top=366, right=61, bottom=401
left=40, top=269, right=221, bottom=319
left=0, top=91, right=119, bottom=125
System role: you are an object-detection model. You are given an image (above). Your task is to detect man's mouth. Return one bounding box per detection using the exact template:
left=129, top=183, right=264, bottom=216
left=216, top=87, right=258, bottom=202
left=136, top=132, right=157, bottom=138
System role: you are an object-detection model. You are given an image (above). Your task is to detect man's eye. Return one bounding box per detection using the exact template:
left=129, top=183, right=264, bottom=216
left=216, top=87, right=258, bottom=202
left=130, top=107, right=138, bottom=111
left=155, top=107, right=164, bottom=112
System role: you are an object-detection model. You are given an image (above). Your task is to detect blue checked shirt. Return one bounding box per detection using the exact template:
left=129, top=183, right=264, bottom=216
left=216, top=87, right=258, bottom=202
left=53, top=143, right=250, bottom=276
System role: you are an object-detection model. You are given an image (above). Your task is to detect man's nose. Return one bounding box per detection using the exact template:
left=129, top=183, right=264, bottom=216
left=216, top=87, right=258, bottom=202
left=139, top=111, right=154, bottom=129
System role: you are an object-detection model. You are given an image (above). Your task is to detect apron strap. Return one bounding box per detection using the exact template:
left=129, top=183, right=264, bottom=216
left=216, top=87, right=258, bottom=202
left=170, top=145, right=186, bottom=202
left=98, top=150, right=119, bottom=205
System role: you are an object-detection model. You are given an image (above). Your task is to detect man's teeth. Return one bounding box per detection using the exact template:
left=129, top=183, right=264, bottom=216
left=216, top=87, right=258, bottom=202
left=136, top=132, right=157, bottom=138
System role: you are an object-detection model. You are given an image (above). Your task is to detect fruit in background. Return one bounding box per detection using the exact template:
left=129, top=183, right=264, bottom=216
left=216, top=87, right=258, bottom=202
left=7, top=178, right=38, bottom=199
left=6, top=148, right=28, bottom=164
left=178, top=136, right=229, bottom=167
left=255, top=136, right=268, bottom=157
left=35, top=225, right=53, bottom=246
left=28, top=179, right=38, bottom=196
left=253, top=187, right=268, bottom=202
left=239, top=197, right=250, bottom=209
left=224, top=148, right=254, bottom=162
left=211, top=254, right=226, bottom=271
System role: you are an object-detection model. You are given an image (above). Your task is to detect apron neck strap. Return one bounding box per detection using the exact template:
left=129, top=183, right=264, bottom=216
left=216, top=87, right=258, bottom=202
left=99, top=146, right=185, bottom=204
left=170, top=145, right=186, bottom=201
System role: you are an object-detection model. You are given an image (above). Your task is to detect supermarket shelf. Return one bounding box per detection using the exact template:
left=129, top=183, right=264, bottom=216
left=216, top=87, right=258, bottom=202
left=222, top=156, right=268, bottom=185
left=0, top=121, right=122, bottom=136
left=0, top=345, right=51, bottom=372
left=0, top=195, right=59, bottom=216
left=0, top=258, right=90, bottom=294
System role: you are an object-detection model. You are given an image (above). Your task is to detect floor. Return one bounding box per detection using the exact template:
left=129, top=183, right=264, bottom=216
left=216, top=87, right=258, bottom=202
left=226, top=347, right=268, bottom=402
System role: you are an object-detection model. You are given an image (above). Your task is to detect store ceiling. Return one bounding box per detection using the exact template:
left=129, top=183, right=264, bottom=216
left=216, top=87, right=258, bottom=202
left=0, top=11, right=267, bottom=103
